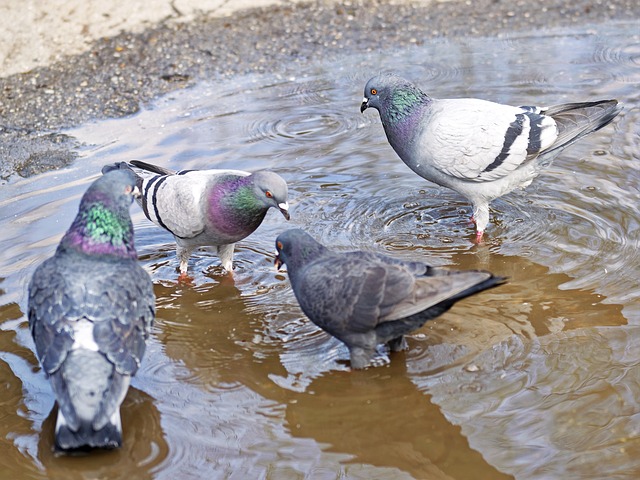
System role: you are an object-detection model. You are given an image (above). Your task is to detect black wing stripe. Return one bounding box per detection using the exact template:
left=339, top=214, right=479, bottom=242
left=141, top=175, right=160, bottom=222
left=151, top=176, right=179, bottom=237
left=482, top=113, right=525, bottom=175
left=525, top=112, right=543, bottom=155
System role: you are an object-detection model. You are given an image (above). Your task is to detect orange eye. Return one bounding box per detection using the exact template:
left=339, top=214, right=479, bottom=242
left=276, top=241, right=283, bottom=250
left=370, top=88, right=377, bottom=95
left=265, top=191, right=273, bottom=198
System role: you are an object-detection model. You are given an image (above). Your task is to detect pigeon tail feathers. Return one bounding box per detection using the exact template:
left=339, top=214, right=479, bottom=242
left=55, top=409, right=122, bottom=451
left=541, top=99, right=621, bottom=160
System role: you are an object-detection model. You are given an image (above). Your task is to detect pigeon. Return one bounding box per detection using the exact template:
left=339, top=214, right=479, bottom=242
left=102, top=160, right=290, bottom=277
left=361, top=73, right=622, bottom=240
left=274, top=229, right=505, bottom=369
left=28, top=169, right=155, bottom=451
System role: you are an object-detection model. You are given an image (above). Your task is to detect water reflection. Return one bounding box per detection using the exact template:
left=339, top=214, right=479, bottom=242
left=417, top=326, right=640, bottom=479
left=0, top=20, right=638, bottom=479
left=37, top=388, right=168, bottom=480
left=286, top=365, right=513, bottom=479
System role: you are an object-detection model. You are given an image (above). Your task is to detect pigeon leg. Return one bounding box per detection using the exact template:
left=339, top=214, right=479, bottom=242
left=472, top=204, right=490, bottom=239
left=387, top=336, right=408, bottom=352
left=176, top=244, right=195, bottom=275
left=348, top=345, right=376, bottom=370
left=216, top=244, right=235, bottom=274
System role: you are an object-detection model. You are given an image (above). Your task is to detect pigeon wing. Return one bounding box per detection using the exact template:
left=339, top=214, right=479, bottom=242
left=379, top=270, right=494, bottom=322
left=28, top=258, right=76, bottom=374
left=28, top=256, right=154, bottom=377
left=140, top=169, right=251, bottom=239
left=421, top=99, right=558, bottom=182
left=296, top=258, right=416, bottom=335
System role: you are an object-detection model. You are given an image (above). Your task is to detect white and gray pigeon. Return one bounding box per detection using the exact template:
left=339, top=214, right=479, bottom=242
left=274, top=229, right=506, bottom=369
left=28, top=169, right=155, bottom=451
left=102, top=160, right=290, bottom=278
left=361, top=73, right=622, bottom=240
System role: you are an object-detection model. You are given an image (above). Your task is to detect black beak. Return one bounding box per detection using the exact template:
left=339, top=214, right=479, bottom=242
left=360, top=98, right=369, bottom=113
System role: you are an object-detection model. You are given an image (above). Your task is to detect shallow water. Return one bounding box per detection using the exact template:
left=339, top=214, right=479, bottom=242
left=1, top=20, right=639, bottom=479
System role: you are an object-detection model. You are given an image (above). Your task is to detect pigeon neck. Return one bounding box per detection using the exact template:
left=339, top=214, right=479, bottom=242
left=59, top=200, right=137, bottom=260
left=209, top=176, right=267, bottom=236
left=286, top=242, right=328, bottom=279
left=383, top=87, right=430, bottom=128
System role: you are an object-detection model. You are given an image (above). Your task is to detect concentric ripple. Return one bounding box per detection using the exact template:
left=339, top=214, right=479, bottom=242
left=0, top=19, right=639, bottom=480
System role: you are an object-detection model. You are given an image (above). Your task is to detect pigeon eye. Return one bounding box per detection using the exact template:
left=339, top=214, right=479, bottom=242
left=370, top=88, right=377, bottom=95
left=276, top=241, right=283, bottom=251
left=265, top=191, right=273, bottom=198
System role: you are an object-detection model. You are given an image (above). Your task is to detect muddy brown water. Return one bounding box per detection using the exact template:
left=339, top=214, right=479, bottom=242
left=1, top=21, right=639, bottom=479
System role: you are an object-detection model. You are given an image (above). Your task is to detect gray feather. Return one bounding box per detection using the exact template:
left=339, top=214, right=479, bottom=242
left=361, top=73, right=621, bottom=237
left=28, top=170, right=155, bottom=451
left=102, top=160, right=291, bottom=275
left=275, top=229, right=506, bottom=369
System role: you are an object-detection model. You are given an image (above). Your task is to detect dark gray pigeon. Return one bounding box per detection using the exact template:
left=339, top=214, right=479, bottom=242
left=103, top=160, right=290, bottom=278
left=361, top=73, right=622, bottom=240
left=28, top=169, right=155, bottom=451
left=274, top=229, right=506, bottom=369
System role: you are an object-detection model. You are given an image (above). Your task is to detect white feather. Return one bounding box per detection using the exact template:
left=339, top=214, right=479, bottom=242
left=71, top=319, right=99, bottom=352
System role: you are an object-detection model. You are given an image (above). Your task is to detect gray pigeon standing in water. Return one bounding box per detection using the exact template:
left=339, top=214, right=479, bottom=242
left=28, top=169, right=155, bottom=451
left=102, top=160, right=290, bottom=279
left=274, top=229, right=505, bottom=369
left=361, top=73, right=622, bottom=240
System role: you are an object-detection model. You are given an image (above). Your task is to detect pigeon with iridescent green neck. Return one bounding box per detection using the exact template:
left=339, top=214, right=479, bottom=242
left=28, top=169, right=155, bottom=451
left=361, top=73, right=621, bottom=240
left=102, top=160, right=290, bottom=277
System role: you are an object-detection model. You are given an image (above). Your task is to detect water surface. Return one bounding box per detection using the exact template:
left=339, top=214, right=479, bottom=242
left=1, top=21, right=639, bottom=479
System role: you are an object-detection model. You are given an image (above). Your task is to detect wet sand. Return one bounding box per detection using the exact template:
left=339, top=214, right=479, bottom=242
left=1, top=0, right=639, bottom=179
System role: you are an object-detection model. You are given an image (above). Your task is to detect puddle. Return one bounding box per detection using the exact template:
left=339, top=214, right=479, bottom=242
left=1, top=21, right=639, bottom=479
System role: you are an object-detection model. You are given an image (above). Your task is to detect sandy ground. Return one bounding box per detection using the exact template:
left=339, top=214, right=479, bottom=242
left=0, top=0, right=306, bottom=77
left=0, top=0, right=638, bottom=180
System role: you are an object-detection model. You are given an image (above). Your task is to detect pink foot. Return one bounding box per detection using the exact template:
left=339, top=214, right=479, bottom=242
left=177, top=272, right=194, bottom=286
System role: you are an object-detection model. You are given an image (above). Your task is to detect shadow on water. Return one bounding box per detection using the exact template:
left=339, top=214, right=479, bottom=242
left=0, top=20, right=639, bottom=479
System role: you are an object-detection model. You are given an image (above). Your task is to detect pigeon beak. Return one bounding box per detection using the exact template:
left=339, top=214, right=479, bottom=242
left=360, top=97, right=369, bottom=113
left=131, top=185, right=141, bottom=198
left=274, top=254, right=284, bottom=271
left=278, top=202, right=290, bottom=221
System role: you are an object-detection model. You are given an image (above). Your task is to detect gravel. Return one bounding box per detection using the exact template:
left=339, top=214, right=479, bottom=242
left=0, top=0, right=638, bottom=180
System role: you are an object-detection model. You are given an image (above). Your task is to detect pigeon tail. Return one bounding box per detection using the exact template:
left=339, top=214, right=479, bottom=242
left=101, top=162, right=143, bottom=193
left=101, top=161, right=134, bottom=175
left=375, top=274, right=506, bottom=345
left=541, top=100, right=621, bottom=162
left=129, top=159, right=177, bottom=176
left=54, top=409, right=122, bottom=451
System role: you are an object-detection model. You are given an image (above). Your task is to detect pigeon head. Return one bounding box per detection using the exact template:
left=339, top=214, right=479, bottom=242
left=250, top=171, right=290, bottom=220
left=59, top=169, right=140, bottom=259
left=361, top=74, right=431, bottom=126
left=274, top=229, right=327, bottom=272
